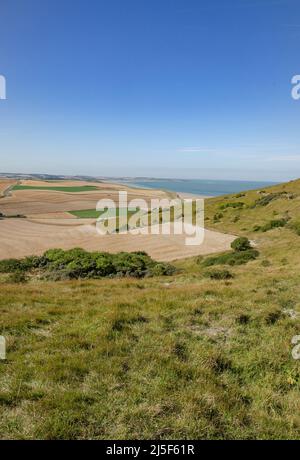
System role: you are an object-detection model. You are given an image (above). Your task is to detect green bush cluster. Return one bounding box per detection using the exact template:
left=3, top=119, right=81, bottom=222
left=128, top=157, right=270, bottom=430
left=231, top=237, right=252, bottom=251
left=213, top=212, right=223, bottom=223
left=253, top=218, right=288, bottom=233
left=203, top=249, right=259, bottom=267
left=0, top=248, right=176, bottom=280
left=8, top=270, right=28, bottom=284
left=202, top=237, right=258, bottom=267
left=204, top=269, right=233, bottom=280
left=219, top=201, right=245, bottom=210
left=0, top=255, right=41, bottom=273
left=253, top=193, right=281, bottom=207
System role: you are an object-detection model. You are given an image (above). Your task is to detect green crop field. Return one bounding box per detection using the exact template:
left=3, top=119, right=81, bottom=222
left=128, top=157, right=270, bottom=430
left=69, top=209, right=103, bottom=218
left=69, top=208, right=138, bottom=219
left=1, top=179, right=300, bottom=439
left=12, top=185, right=100, bottom=192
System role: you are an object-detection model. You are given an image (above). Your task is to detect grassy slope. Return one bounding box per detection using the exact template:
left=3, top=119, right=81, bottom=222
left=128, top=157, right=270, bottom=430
left=1, top=179, right=300, bottom=439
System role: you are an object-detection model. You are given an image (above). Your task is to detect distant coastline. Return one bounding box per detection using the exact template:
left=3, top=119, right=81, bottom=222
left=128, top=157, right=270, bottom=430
left=0, top=172, right=278, bottom=198
left=110, top=178, right=278, bottom=198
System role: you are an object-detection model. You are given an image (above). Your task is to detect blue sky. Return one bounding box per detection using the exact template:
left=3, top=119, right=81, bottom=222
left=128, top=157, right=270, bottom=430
left=0, top=0, right=300, bottom=181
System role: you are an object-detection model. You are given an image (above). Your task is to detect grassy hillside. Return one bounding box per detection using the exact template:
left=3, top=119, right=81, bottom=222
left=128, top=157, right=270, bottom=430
left=204, top=178, right=300, bottom=236
left=1, top=179, right=300, bottom=439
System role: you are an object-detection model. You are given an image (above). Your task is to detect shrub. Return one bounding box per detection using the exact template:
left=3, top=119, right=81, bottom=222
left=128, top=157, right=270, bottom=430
left=203, top=249, right=259, bottom=267
left=219, top=202, right=244, bottom=210
left=253, top=193, right=281, bottom=207
left=261, top=259, right=271, bottom=267
left=260, top=219, right=287, bottom=232
left=213, top=212, right=223, bottom=222
left=8, top=270, right=28, bottom=283
left=231, top=237, right=252, bottom=252
left=253, top=225, right=261, bottom=232
left=0, top=258, right=25, bottom=273
left=150, top=263, right=176, bottom=276
left=204, top=269, right=233, bottom=280
left=0, top=249, right=176, bottom=280
left=236, top=314, right=250, bottom=325
left=265, top=310, right=282, bottom=325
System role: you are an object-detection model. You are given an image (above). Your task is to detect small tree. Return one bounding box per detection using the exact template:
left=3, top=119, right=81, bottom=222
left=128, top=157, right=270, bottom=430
left=231, top=237, right=251, bottom=252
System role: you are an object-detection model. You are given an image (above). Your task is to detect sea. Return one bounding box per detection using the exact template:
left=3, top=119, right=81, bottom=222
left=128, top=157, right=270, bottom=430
left=114, top=178, right=277, bottom=197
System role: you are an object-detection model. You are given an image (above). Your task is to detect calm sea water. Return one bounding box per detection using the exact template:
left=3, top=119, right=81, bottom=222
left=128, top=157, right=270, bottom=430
left=117, top=179, right=277, bottom=197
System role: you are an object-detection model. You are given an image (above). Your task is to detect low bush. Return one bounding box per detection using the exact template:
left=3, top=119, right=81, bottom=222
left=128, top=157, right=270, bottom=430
left=204, top=269, right=233, bottom=280
left=8, top=270, right=28, bottom=283
left=203, top=249, right=259, bottom=267
left=231, top=237, right=252, bottom=252
left=213, top=212, right=223, bottom=222
left=253, top=193, right=282, bottom=207
left=0, top=249, right=176, bottom=280
left=0, top=258, right=25, bottom=273
left=219, top=201, right=244, bottom=210
left=255, top=218, right=288, bottom=233
left=265, top=310, right=283, bottom=325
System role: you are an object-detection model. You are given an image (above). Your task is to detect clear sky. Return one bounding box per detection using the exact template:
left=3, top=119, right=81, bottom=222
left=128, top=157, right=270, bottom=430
left=0, top=0, right=300, bottom=181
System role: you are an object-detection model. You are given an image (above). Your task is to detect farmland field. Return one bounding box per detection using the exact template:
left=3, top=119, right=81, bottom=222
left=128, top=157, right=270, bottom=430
left=12, top=185, right=100, bottom=192
left=0, top=179, right=234, bottom=261
left=69, top=208, right=138, bottom=219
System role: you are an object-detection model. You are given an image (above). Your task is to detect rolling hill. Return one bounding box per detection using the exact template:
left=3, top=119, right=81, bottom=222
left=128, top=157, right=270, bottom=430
left=1, top=178, right=300, bottom=439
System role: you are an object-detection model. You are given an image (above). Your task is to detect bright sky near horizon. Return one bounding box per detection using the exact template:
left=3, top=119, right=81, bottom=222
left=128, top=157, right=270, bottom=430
left=0, top=0, right=300, bottom=181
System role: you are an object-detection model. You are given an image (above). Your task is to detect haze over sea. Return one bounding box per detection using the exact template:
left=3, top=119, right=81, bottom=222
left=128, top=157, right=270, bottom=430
left=117, top=179, right=277, bottom=197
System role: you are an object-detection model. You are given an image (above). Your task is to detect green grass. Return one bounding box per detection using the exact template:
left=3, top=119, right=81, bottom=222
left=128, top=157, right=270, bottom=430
left=69, top=208, right=137, bottom=219
left=12, top=185, right=99, bottom=192
left=1, top=250, right=300, bottom=439
left=1, top=179, right=300, bottom=439
left=69, top=209, right=103, bottom=218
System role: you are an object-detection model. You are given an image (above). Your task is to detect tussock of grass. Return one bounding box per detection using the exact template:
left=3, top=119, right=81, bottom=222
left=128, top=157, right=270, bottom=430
left=204, top=269, right=233, bottom=280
